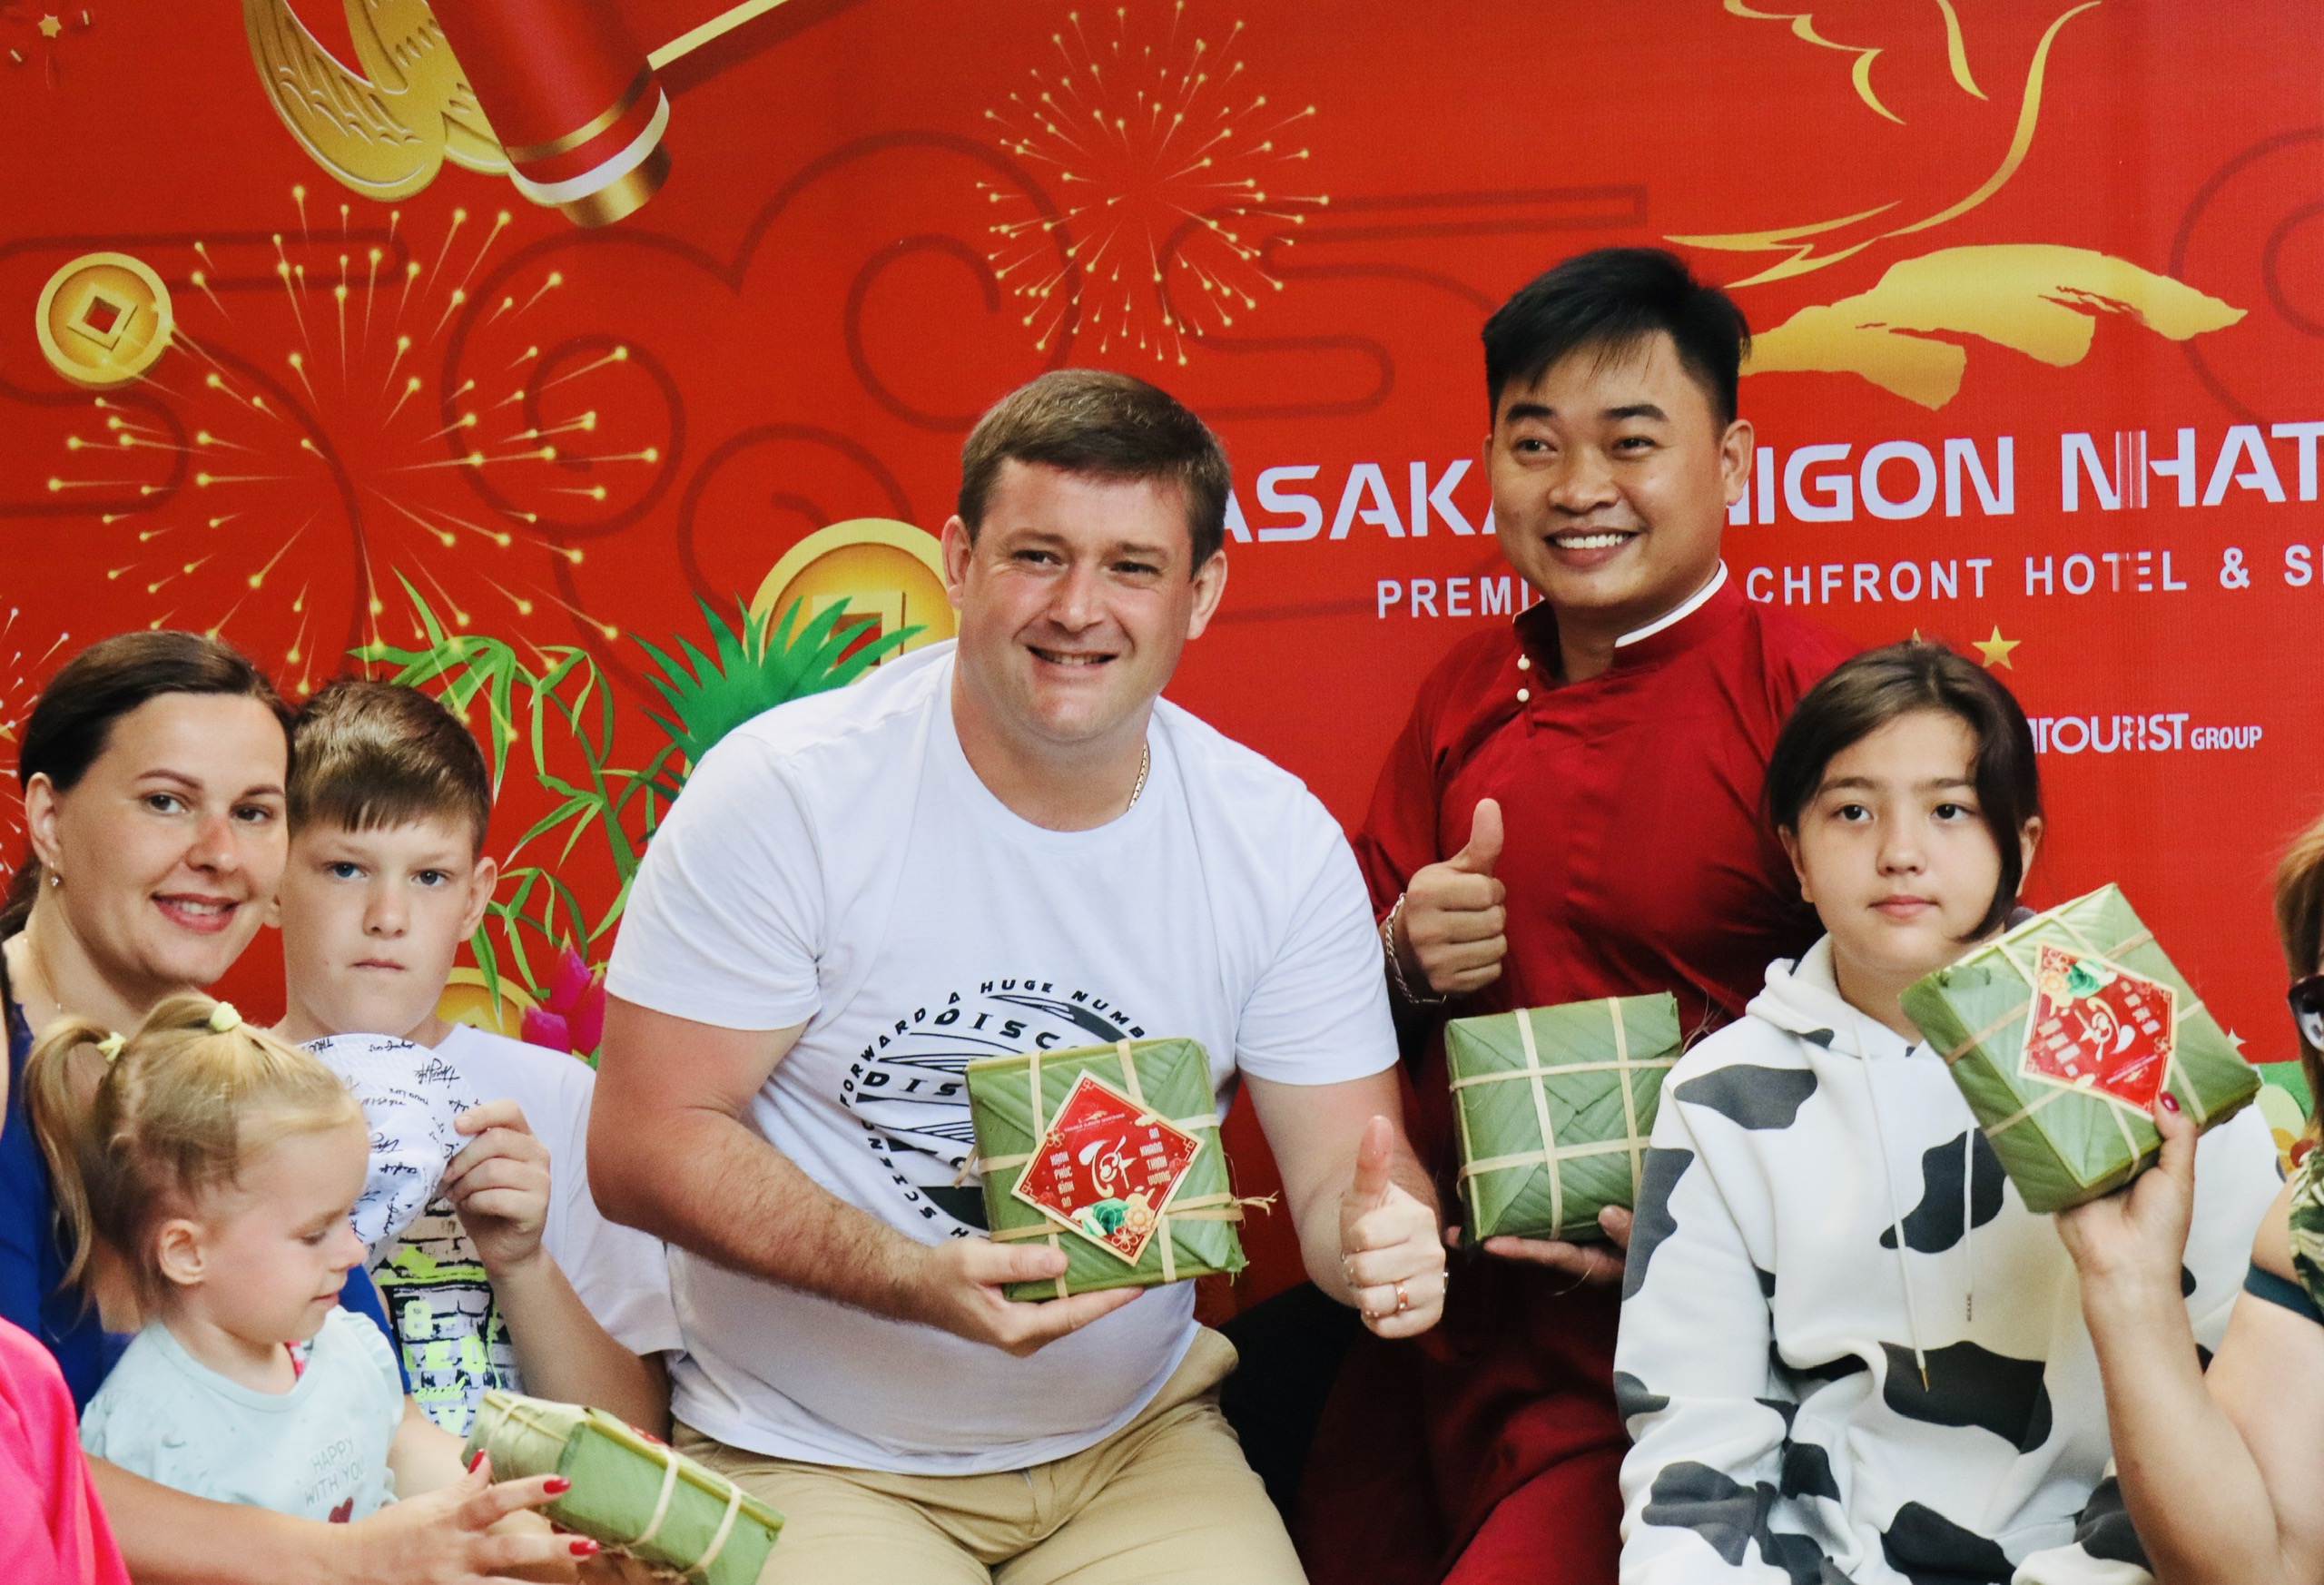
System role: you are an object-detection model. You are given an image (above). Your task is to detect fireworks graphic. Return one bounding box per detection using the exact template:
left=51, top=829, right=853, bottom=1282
left=0, top=610, right=68, bottom=848
left=44, top=192, right=665, bottom=693
left=981, top=5, right=1328, bottom=363
left=4, top=3, right=93, bottom=87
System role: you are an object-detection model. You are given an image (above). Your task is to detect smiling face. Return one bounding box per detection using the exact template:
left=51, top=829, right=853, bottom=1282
left=1785, top=708, right=2039, bottom=1012
left=943, top=458, right=1228, bottom=753
left=272, top=815, right=495, bottom=1046
left=29, top=693, right=290, bottom=1005
left=158, top=1117, right=369, bottom=1347
left=1486, top=330, right=1751, bottom=641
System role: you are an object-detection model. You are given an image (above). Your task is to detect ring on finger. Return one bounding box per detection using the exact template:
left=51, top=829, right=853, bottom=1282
left=1393, top=1281, right=1411, bottom=1316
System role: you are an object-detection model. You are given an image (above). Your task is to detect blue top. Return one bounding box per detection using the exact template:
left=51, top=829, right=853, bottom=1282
left=0, top=966, right=405, bottom=1406
left=0, top=966, right=115, bottom=1407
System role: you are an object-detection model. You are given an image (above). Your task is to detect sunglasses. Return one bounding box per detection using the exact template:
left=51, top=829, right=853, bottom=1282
left=2290, top=973, right=2324, bottom=1050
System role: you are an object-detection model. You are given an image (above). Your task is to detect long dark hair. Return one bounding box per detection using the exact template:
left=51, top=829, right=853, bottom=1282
left=1762, top=641, right=2042, bottom=941
left=3, top=631, right=291, bottom=938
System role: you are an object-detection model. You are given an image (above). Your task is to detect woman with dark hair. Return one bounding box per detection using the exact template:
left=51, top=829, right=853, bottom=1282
left=0, top=631, right=571, bottom=1585
left=2053, top=818, right=2324, bottom=1585
left=1612, top=642, right=2280, bottom=1585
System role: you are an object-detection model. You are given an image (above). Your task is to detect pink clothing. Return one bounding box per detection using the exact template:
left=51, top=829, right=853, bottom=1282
left=0, top=1316, right=129, bottom=1585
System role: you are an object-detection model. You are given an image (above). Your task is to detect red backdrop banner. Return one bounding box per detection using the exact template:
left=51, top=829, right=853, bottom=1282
left=6, top=0, right=2321, bottom=1299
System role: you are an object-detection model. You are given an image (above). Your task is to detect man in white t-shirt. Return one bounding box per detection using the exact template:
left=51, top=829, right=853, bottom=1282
left=595, top=369, right=1446, bottom=1583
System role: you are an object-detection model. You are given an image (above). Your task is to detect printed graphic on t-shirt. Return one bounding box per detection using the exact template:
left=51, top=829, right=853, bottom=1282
left=372, top=1203, right=517, bottom=1435
left=842, top=978, right=1151, bottom=1231
left=298, top=1429, right=372, bottom=1519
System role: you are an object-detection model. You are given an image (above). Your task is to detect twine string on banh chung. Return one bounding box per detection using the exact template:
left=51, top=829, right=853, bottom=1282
left=1935, top=906, right=2208, bottom=1160
left=634, top=1436, right=681, bottom=1550
left=1110, top=1039, right=1177, bottom=1287
left=974, top=1039, right=1246, bottom=1296
left=1611, top=997, right=1643, bottom=1206
left=471, top=1393, right=753, bottom=1580
left=1517, top=1009, right=1564, bottom=1238
left=1451, top=1001, right=1678, bottom=1236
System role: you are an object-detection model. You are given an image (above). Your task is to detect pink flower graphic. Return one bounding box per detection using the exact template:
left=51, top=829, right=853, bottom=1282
left=523, top=947, right=606, bottom=1058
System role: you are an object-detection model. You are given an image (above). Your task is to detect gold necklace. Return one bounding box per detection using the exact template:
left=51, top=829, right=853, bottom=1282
left=1127, top=742, right=1151, bottom=810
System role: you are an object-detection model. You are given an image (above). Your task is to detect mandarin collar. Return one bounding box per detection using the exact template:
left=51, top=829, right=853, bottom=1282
left=1512, top=564, right=1743, bottom=682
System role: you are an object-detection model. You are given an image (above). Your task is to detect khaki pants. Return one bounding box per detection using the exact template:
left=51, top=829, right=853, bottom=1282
left=675, top=1328, right=1305, bottom=1585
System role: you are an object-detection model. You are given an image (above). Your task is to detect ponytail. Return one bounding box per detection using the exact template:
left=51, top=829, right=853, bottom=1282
left=21, top=1013, right=124, bottom=1295
left=22, top=992, right=362, bottom=1306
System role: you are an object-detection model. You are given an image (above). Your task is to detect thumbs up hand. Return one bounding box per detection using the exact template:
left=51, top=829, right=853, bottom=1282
left=1390, top=799, right=1510, bottom=999
left=1338, top=1115, right=1446, bottom=1338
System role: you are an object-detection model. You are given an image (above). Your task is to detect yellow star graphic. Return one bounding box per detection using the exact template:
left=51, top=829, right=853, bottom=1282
left=37, top=14, right=62, bottom=36
left=1972, top=625, right=2021, bottom=669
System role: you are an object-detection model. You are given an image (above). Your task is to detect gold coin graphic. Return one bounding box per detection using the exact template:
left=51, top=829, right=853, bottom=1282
left=751, top=518, right=955, bottom=663
left=436, top=966, right=537, bottom=1039
left=35, top=251, right=174, bottom=389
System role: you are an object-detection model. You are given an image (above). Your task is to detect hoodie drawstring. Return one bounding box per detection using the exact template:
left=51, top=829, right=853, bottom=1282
left=1962, top=1128, right=1976, bottom=1325
left=1864, top=1058, right=1931, bottom=1389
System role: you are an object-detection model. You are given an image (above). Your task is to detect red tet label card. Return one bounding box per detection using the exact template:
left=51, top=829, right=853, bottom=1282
left=1010, top=1072, right=1204, bottom=1265
left=2021, top=943, right=2175, bottom=1109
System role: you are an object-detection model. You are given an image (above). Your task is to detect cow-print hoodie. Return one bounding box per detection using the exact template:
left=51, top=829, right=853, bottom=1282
left=1614, top=936, right=2280, bottom=1585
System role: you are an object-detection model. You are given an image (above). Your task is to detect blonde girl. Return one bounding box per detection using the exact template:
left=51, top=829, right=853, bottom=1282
left=22, top=992, right=595, bottom=1556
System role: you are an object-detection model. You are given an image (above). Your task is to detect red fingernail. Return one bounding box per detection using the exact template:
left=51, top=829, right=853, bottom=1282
left=2162, top=1093, right=2181, bottom=1113
left=544, top=1477, right=571, bottom=1494
left=467, top=1451, right=486, bottom=1473
left=570, top=1538, right=599, bottom=1556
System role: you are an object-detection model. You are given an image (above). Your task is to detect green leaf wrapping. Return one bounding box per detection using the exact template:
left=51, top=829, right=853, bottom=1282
left=1445, top=994, right=1681, bottom=1245
left=965, top=1038, right=1246, bottom=1302
left=462, top=1392, right=782, bottom=1585
left=1899, top=883, right=2261, bottom=1214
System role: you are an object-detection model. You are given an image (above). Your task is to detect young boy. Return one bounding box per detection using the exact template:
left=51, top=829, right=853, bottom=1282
left=271, top=679, right=675, bottom=1437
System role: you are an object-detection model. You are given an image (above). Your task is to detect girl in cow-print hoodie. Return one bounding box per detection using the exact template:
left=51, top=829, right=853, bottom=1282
left=1614, top=644, right=2280, bottom=1585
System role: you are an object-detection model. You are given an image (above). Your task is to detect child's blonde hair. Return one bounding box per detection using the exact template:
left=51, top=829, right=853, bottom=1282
left=23, top=992, right=364, bottom=1306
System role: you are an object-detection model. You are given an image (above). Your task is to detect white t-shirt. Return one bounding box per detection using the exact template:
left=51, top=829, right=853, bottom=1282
left=606, top=642, right=1396, bottom=1473
left=81, top=1308, right=402, bottom=1521
left=367, top=1024, right=681, bottom=1434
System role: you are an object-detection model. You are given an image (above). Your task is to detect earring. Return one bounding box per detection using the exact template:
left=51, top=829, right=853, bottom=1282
left=46, top=871, right=59, bottom=888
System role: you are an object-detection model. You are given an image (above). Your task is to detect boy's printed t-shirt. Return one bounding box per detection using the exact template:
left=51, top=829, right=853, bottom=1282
left=370, top=1024, right=681, bottom=1435
left=79, top=1308, right=400, bottom=1521
left=606, top=640, right=1399, bottom=1475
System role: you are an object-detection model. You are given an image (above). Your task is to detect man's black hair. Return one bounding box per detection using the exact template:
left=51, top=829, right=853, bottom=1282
left=1482, top=247, right=1751, bottom=426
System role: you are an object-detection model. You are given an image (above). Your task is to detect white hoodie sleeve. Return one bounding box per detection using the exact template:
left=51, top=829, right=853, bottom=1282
left=1617, top=1078, right=1813, bottom=1585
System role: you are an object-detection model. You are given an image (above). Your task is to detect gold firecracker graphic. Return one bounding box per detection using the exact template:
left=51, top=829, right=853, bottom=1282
left=244, top=0, right=800, bottom=226
left=752, top=519, right=955, bottom=665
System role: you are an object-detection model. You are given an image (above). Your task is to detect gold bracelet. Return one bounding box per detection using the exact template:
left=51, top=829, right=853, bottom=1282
left=1382, top=893, right=1445, bottom=1006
